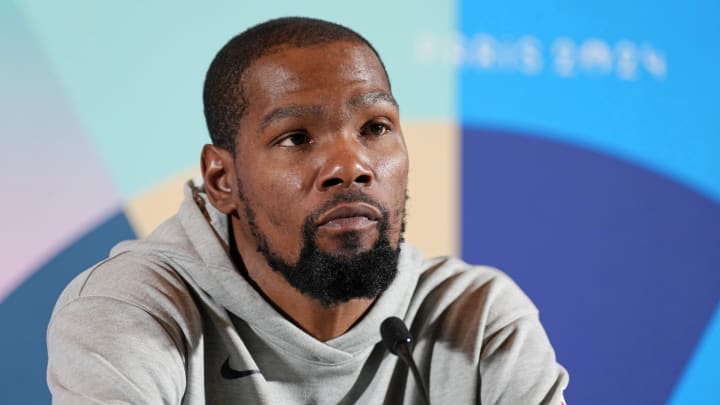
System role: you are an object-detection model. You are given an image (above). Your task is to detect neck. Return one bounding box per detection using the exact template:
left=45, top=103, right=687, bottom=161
left=230, top=219, right=374, bottom=341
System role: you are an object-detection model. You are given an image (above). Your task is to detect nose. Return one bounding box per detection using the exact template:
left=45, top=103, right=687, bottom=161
left=315, top=137, right=373, bottom=191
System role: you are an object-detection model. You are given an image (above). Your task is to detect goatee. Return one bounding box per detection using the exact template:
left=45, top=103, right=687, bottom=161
left=244, top=191, right=403, bottom=307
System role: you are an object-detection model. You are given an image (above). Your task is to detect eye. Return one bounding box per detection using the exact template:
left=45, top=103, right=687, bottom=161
left=276, top=132, right=311, bottom=147
left=362, top=120, right=391, bottom=137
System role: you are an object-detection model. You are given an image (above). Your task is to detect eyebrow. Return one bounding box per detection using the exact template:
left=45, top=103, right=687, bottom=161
left=260, top=105, right=323, bottom=131
left=259, top=91, right=398, bottom=131
left=348, top=91, right=398, bottom=108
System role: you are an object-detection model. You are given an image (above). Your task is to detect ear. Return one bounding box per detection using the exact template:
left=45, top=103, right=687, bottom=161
left=201, top=144, right=237, bottom=215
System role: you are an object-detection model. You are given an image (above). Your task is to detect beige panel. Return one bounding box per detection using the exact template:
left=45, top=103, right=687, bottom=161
left=125, top=167, right=200, bottom=237
left=402, top=121, right=459, bottom=258
left=126, top=122, right=460, bottom=257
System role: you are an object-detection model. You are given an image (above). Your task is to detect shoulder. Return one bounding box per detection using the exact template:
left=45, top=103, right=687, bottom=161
left=416, top=255, right=533, bottom=306
left=407, top=252, right=569, bottom=402
left=46, top=251, right=196, bottom=404
left=411, top=254, right=538, bottom=335
left=49, top=249, right=202, bottom=342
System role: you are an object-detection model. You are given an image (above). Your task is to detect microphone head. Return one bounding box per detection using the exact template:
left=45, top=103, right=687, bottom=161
left=380, top=316, right=413, bottom=355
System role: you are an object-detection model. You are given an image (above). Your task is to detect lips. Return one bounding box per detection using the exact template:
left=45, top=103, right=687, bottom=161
left=316, top=203, right=382, bottom=228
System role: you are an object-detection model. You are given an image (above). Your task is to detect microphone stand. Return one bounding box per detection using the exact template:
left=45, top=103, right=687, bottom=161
left=380, top=317, right=432, bottom=405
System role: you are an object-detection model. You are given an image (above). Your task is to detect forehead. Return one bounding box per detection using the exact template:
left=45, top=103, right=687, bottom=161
left=240, top=41, right=392, bottom=120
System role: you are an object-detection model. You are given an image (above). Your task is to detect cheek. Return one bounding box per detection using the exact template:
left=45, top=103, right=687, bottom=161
left=379, top=157, right=408, bottom=183
left=240, top=176, right=308, bottom=262
left=252, top=166, right=313, bottom=231
left=374, top=139, right=409, bottom=181
left=375, top=149, right=409, bottom=219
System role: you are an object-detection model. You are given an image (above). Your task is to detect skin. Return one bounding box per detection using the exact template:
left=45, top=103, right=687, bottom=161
left=201, top=40, right=409, bottom=341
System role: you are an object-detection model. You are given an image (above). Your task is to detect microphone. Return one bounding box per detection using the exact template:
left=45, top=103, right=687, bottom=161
left=380, top=317, right=432, bottom=405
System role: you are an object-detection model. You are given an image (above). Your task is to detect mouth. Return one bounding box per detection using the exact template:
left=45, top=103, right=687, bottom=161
left=316, top=202, right=382, bottom=231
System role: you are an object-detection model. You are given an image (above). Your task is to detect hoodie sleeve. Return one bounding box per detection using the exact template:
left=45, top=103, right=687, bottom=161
left=46, top=253, right=202, bottom=405
left=47, top=296, right=187, bottom=405
left=477, top=275, right=569, bottom=405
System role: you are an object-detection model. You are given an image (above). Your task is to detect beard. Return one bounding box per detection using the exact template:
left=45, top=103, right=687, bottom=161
left=239, top=189, right=404, bottom=308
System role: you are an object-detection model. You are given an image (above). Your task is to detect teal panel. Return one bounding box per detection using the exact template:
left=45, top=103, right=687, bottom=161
left=15, top=0, right=455, bottom=199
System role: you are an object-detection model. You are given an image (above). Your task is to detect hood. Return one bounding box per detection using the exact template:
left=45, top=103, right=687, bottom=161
left=111, top=178, right=424, bottom=358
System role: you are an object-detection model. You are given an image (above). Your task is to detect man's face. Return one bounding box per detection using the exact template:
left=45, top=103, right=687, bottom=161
left=231, top=41, right=409, bottom=305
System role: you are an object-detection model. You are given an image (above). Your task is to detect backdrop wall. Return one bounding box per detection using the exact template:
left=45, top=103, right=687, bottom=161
left=1, top=1, right=718, bottom=403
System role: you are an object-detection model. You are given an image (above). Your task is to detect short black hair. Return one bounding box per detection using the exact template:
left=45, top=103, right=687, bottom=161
left=203, top=17, right=390, bottom=152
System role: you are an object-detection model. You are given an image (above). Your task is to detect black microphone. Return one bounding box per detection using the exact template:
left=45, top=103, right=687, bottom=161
left=380, top=316, right=432, bottom=405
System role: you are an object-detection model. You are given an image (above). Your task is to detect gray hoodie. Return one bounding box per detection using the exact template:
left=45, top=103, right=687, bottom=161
left=47, top=180, right=568, bottom=404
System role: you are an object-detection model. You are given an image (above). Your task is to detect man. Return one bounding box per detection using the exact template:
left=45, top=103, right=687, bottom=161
left=47, top=17, right=568, bottom=404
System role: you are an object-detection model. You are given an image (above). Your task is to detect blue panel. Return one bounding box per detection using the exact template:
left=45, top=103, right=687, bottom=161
left=0, top=212, right=136, bottom=403
left=461, top=128, right=720, bottom=404
left=458, top=0, right=720, bottom=203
